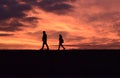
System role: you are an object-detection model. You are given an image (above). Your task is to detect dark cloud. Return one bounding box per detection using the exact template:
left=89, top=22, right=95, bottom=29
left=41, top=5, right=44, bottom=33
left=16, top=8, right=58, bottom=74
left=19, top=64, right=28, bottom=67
left=20, top=0, right=75, bottom=14
left=0, top=0, right=32, bottom=20
left=0, top=0, right=38, bottom=32
left=0, top=33, right=14, bottom=36
left=22, top=0, right=75, bottom=14
left=0, top=0, right=75, bottom=32
left=37, top=0, right=75, bottom=14
left=23, top=17, right=40, bottom=22
left=0, top=19, right=24, bottom=32
left=0, top=0, right=27, bottom=31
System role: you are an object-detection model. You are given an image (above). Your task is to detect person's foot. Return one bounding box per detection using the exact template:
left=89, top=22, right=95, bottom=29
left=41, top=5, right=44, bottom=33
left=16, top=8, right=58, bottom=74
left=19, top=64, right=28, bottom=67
left=40, top=48, right=43, bottom=50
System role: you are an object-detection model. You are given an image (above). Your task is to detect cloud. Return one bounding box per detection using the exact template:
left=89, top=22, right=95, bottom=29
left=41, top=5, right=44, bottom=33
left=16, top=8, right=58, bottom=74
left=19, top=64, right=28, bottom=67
left=108, top=39, right=120, bottom=45
left=0, top=43, right=38, bottom=49
left=0, top=0, right=32, bottom=20
left=0, top=33, right=13, bottom=36
left=0, top=0, right=39, bottom=32
left=23, top=17, right=40, bottom=22
left=37, top=0, right=74, bottom=14
left=0, top=0, right=75, bottom=32
left=22, top=0, right=76, bottom=15
left=0, top=19, right=24, bottom=31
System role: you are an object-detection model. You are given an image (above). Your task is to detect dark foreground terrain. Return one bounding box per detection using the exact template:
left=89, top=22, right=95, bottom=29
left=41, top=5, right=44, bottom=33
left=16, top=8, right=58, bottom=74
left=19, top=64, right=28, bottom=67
left=0, top=50, right=120, bottom=77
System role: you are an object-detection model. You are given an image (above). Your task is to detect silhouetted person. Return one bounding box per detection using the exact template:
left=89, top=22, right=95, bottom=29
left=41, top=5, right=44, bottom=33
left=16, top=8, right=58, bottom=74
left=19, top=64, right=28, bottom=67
left=41, top=31, right=49, bottom=50
left=58, top=34, right=65, bottom=50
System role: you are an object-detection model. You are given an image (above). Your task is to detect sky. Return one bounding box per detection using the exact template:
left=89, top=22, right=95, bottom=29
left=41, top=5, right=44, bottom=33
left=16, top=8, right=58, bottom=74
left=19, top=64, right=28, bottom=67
left=0, top=0, right=120, bottom=50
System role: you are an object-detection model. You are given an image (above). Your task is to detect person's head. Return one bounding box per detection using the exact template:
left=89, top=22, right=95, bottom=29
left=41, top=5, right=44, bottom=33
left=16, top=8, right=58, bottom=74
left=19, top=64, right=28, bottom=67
left=43, top=31, right=46, bottom=34
left=59, top=34, right=62, bottom=37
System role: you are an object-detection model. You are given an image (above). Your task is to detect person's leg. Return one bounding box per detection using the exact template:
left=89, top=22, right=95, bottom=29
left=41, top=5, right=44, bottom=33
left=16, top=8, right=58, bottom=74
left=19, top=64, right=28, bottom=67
left=61, top=44, right=65, bottom=50
left=41, top=43, right=45, bottom=50
left=58, top=45, right=60, bottom=50
left=46, top=43, right=49, bottom=50
left=58, top=42, right=62, bottom=50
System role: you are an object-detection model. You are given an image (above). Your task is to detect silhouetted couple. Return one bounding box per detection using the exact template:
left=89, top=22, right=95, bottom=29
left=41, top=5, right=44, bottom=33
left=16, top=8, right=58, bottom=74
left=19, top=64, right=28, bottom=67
left=40, top=31, right=65, bottom=50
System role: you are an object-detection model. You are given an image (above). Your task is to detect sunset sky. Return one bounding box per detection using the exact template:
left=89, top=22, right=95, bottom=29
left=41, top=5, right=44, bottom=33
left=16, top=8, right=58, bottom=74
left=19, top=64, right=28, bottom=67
left=0, top=0, right=120, bottom=50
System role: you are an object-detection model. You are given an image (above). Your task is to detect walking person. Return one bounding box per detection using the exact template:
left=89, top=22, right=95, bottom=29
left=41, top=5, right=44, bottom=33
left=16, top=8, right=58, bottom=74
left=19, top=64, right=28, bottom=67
left=41, top=31, right=49, bottom=50
left=58, top=34, right=65, bottom=50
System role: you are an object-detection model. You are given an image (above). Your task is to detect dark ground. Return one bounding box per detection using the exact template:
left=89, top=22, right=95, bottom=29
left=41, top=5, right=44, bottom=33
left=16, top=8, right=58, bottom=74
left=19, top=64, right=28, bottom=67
left=0, top=50, right=120, bottom=78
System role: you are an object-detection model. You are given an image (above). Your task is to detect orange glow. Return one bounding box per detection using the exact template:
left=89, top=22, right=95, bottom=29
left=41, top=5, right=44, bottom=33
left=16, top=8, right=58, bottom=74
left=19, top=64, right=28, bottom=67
left=0, top=0, right=120, bottom=50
